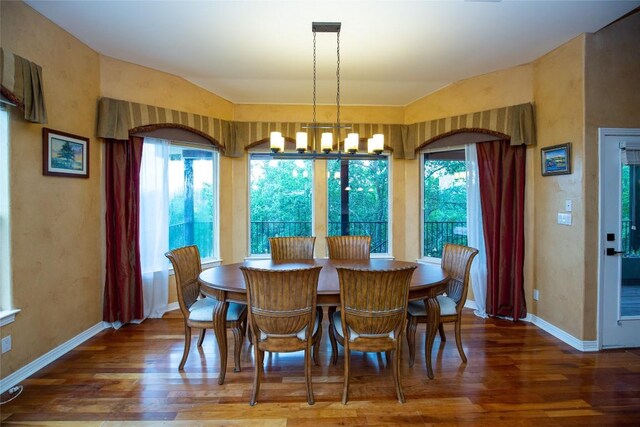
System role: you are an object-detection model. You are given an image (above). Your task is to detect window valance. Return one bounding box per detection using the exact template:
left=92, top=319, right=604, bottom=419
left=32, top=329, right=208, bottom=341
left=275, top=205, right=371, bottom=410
left=0, top=48, right=48, bottom=124
left=407, top=102, right=536, bottom=159
left=96, top=97, right=534, bottom=161
left=97, top=97, right=231, bottom=153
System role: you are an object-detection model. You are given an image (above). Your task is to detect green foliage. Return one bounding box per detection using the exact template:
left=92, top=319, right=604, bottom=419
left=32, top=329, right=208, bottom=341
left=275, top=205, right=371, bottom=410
left=327, top=159, right=388, bottom=224
left=249, top=158, right=313, bottom=222
left=423, top=159, right=467, bottom=222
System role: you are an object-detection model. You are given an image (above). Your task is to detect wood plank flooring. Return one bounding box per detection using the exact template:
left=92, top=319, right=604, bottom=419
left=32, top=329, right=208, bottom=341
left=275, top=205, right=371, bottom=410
left=1, top=309, right=639, bottom=426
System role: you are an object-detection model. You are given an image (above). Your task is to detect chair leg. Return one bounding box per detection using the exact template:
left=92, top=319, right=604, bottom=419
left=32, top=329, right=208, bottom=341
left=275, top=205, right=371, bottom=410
left=438, top=323, right=446, bottom=342
left=406, top=316, right=417, bottom=367
left=392, top=345, right=405, bottom=403
left=313, top=317, right=323, bottom=366
left=454, top=319, right=467, bottom=363
left=328, top=306, right=338, bottom=365
left=232, top=324, right=243, bottom=373
left=250, top=346, right=263, bottom=406
left=305, top=345, right=315, bottom=405
left=197, top=328, right=206, bottom=347
left=342, top=347, right=350, bottom=405
left=179, top=324, right=192, bottom=371
left=241, top=316, right=248, bottom=340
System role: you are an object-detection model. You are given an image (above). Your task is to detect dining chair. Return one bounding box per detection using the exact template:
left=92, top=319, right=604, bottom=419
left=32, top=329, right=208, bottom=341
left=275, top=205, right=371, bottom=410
left=326, top=235, right=371, bottom=260
left=269, top=236, right=316, bottom=260
left=267, top=236, right=322, bottom=364
left=331, top=265, right=417, bottom=404
left=165, top=245, right=247, bottom=373
left=406, top=243, right=478, bottom=367
left=326, top=235, right=372, bottom=363
left=240, top=265, right=322, bottom=406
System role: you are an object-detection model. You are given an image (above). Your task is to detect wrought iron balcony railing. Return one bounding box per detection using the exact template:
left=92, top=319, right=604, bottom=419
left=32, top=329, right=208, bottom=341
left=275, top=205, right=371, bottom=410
left=423, top=221, right=467, bottom=258
left=249, top=220, right=389, bottom=254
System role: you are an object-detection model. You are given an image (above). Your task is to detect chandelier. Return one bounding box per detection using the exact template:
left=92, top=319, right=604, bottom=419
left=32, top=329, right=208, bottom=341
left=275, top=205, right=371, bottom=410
left=269, top=22, right=384, bottom=159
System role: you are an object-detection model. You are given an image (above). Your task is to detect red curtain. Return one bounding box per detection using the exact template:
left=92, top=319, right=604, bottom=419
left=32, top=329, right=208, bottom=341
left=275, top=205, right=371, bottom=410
left=103, top=136, right=144, bottom=323
left=476, top=140, right=527, bottom=321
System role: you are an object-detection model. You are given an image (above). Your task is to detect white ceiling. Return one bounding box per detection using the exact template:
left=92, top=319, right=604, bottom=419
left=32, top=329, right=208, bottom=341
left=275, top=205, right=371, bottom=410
left=26, top=0, right=639, bottom=106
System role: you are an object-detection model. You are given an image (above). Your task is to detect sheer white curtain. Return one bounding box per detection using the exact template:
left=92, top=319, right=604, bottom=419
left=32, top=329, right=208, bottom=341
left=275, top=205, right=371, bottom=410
left=465, top=143, right=489, bottom=318
left=139, top=137, right=170, bottom=318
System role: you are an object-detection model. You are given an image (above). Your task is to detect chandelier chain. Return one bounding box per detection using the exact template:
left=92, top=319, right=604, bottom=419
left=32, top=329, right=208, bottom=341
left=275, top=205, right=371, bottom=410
left=336, top=30, right=341, bottom=131
left=312, top=29, right=317, bottom=129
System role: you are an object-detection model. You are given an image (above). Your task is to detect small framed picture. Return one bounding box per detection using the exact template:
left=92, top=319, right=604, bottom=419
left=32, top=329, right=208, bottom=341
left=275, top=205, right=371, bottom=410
left=42, top=128, right=90, bottom=178
left=541, top=143, right=571, bottom=176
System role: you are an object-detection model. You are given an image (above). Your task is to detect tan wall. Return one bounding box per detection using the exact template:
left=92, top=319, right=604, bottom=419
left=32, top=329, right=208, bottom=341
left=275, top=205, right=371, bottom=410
left=584, top=13, right=640, bottom=339
left=1, top=1, right=102, bottom=377
left=100, top=57, right=234, bottom=120
left=532, top=36, right=587, bottom=339
left=404, top=64, right=534, bottom=124
left=234, top=104, right=404, bottom=124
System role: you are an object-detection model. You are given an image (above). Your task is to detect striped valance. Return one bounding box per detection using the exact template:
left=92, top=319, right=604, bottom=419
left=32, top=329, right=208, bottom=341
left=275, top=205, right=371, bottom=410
left=407, top=103, right=535, bottom=159
left=97, top=97, right=232, bottom=153
left=96, top=97, right=535, bottom=160
left=0, top=48, right=48, bottom=124
left=237, top=121, right=404, bottom=157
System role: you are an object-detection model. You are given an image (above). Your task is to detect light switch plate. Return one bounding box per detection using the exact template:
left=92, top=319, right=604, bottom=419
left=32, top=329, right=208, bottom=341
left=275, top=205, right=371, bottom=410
left=1, top=335, right=11, bottom=353
left=558, top=212, right=572, bottom=226
left=565, top=199, right=572, bottom=212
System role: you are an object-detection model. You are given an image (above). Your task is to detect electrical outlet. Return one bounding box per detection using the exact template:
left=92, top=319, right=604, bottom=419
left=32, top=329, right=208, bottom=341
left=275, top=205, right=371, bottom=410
left=558, top=212, right=572, bottom=226
left=1, top=335, right=11, bottom=353
left=533, top=289, right=540, bottom=301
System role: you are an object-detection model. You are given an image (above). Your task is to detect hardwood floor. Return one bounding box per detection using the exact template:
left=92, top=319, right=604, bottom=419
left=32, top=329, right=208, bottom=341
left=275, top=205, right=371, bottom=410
left=2, top=309, right=639, bottom=426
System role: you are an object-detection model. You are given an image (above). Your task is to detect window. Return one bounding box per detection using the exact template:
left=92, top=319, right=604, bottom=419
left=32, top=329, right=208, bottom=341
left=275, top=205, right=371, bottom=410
left=422, top=149, right=468, bottom=259
left=327, top=157, right=390, bottom=254
left=249, top=155, right=313, bottom=255
left=168, top=144, right=219, bottom=260
left=0, top=105, right=11, bottom=311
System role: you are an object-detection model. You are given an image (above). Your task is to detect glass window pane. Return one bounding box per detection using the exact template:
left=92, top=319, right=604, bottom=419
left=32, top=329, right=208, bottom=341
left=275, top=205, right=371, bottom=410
left=249, top=156, right=313, bottom=255
left=327, top=158, right=389, bottom=254
left=0, top=106, right=10, bottom=310
left=423, top=150, right=467, bottom=258
left=168, top=146, right=216, bottom=259
left=620, top=163, right=640, bottom=317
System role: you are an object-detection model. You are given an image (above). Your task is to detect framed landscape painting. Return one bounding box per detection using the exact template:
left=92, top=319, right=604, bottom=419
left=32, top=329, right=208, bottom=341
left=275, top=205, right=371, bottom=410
left=42, top=128, right=89, bottom=178
left=541, top=143, right=571, bottom=176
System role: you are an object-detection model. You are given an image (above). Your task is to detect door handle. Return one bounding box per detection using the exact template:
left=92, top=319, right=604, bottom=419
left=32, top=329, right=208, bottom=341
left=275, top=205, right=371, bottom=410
left=606, top=248, right=625, bottom=256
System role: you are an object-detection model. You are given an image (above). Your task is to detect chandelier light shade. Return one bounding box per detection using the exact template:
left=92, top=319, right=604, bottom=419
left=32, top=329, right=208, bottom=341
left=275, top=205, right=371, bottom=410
left=296, top=132, right=308, bottom=153
left=267, top=22, right=384, bottom=160
left=345, top=133, right=359, bottom=154
left=270, top=131, right=284, bottom=153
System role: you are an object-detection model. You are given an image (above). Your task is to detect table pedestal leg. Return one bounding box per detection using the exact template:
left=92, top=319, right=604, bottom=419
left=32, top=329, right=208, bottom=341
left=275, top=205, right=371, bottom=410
left=328, top=306, right=338, bottom=365
left=423, top=296, right=441, bottom=379
left=213, top=300, right=229, bottom=385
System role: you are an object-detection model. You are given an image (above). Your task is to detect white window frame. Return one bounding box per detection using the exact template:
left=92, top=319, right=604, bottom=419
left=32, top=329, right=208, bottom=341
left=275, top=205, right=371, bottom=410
left=246, top=151, right=316, bottom=258
left=0, top=104, right=19, bottom=325
left=420, top=145, right=467, bottom=263
left=326, top=153, right=393, bottom=258
left=169, top=141, right=220, bottom=266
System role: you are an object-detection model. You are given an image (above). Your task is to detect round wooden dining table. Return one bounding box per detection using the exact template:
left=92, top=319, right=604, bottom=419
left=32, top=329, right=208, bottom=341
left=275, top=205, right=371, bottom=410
left=198, top=258, right=448, bottom=384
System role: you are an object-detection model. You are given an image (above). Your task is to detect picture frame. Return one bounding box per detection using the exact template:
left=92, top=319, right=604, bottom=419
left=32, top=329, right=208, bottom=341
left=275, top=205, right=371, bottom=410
left=42, top=128, right=90, bottom=178
left=541, top=143, right=571, bottom=176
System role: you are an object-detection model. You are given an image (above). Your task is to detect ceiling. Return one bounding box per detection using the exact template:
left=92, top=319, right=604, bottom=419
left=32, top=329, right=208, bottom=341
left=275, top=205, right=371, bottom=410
left=26, top=1, right=639, bottom=107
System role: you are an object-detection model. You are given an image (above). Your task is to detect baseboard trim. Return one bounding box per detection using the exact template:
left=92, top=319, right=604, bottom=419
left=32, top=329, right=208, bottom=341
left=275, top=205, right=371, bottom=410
left=464, top=299, right=598, bottom=352
left=0, top=322, right=107, bottom=394
left=528, top=314, right=599, bottom=352
left=166, top=302, right=179, bottom=312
